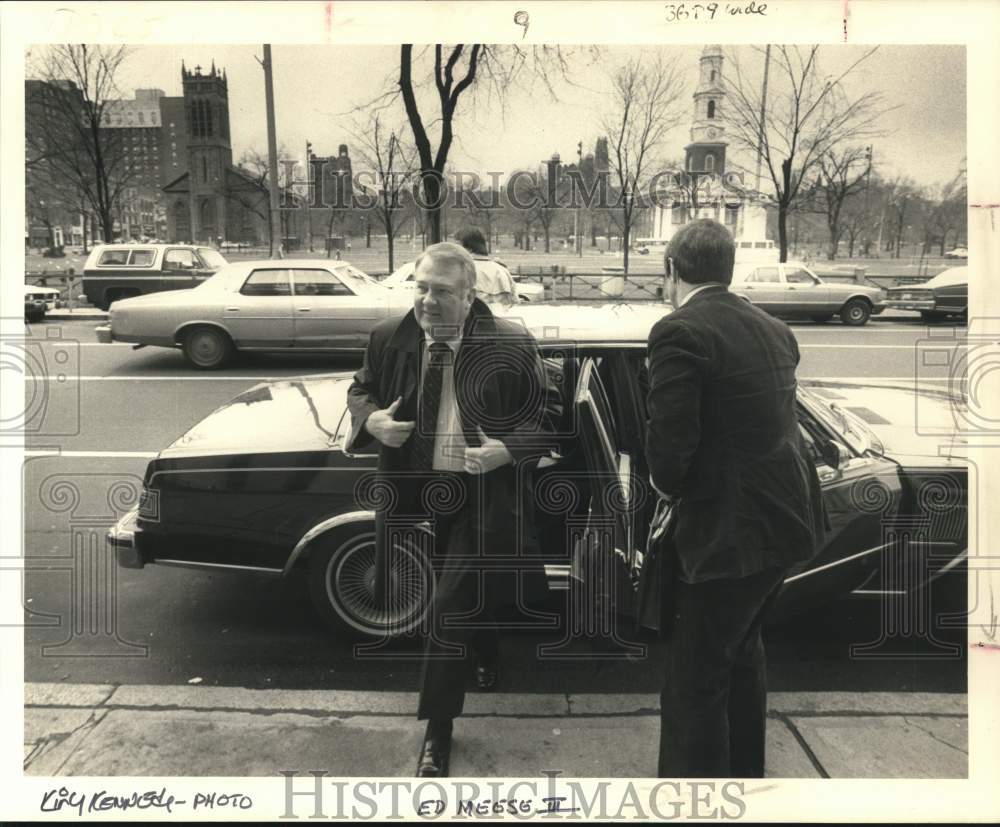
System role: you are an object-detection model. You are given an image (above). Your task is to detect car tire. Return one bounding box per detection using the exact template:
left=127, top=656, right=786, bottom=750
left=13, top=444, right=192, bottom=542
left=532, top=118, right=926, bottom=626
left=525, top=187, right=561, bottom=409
left=811, top=314, right=833, bottom=323
left=306, top=528, right=435, bottom=639
left=840, top=298, right=871, bottom=326
left=920, top=310, right=946, bottom=322
left=182, top=326, right=235, bottom=370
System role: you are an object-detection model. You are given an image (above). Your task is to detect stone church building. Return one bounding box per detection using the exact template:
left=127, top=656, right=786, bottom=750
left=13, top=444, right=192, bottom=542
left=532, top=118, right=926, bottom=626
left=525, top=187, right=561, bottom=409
left=162, top=62, right=274, bottom=244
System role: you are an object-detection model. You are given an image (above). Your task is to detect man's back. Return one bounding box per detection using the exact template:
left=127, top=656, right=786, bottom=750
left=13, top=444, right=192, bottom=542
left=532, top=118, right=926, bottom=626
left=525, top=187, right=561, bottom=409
left=646, top=287, right=824, bottom=581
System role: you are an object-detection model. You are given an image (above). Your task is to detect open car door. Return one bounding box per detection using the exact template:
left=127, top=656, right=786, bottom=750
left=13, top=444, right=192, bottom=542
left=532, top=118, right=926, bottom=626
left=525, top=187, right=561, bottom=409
left=567, top=356, right=646, bottom=649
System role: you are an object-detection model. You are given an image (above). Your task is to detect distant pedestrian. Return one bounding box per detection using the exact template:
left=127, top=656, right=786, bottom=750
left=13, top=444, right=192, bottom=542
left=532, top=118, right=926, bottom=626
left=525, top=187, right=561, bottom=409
left=456, top=228, right=518, bottom=307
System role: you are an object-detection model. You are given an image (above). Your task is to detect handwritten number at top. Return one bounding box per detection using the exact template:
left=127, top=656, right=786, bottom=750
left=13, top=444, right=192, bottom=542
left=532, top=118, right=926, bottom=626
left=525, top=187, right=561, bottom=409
left=664, top=1, right=768, bottom=21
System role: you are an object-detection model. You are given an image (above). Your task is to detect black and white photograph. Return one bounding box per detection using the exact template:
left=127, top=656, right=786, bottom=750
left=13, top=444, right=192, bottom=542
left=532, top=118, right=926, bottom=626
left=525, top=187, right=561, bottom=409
left=2, top=0, right=999, bottom=822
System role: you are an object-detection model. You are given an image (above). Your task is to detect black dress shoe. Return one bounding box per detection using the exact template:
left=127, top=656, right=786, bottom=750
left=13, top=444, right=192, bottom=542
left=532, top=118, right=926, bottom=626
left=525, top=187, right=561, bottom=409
left=475, top=659, right=498, bottom=692
left=416, top=728, right=452, bottom=777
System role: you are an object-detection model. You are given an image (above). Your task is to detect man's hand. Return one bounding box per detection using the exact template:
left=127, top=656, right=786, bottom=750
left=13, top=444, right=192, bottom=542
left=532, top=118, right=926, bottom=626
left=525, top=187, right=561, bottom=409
left=464, top=426, right=513, bottom=474
left=364, top=397, right=415, bottom=448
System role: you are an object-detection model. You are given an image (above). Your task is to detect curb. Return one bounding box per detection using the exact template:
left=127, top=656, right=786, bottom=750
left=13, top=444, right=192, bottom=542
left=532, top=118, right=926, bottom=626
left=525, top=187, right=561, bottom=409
left=25, top=683, right=968, bottom=718
left=44, top=311, right=106, bottom=321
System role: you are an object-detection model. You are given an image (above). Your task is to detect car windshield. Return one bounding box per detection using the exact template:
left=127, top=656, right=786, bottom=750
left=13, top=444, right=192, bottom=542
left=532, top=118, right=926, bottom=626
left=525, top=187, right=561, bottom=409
left=335, top=264, right=381, bottom=290
left=198, top=248, right=228, bottom=270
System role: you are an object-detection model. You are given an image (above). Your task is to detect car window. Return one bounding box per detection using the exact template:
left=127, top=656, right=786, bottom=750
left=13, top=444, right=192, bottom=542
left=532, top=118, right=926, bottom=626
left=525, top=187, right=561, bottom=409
left=198, top=248, right=228, bottom=269
left=241, top=269, right=290, bottom=296
left=127, top=249, right=156, bottom=267
left=165, top=249, right=197, bottom=269
left=746, top=266, right=781, bottom=284
left=98, top=249, right=130, bottom=266
left=785, top=268, right=816, bottom=285
left=292, top=268, right=353, bottom=297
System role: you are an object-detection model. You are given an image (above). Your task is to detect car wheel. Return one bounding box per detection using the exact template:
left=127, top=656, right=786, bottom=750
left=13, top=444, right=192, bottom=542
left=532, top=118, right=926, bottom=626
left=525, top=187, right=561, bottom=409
left=920, top=310, right=946, bottom=322
left=307, top=529, right=434, bottom=639
left=840, top=298, right=871, bottom=326
left=182, top=326, right=235, bottom=370
left=811, top=314, right=833, bottom=323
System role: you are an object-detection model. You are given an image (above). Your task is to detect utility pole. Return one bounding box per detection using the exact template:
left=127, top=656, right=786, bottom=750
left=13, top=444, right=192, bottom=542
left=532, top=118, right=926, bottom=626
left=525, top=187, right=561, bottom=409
left=305, top=140, right=314, bottom=252
left=862, top=145, right=873, bottom=255
left=754, top=45, right=771, bottom=195
left=575, top=140, right=583, bottom=257
left=261, top=45, right=283, bottom=258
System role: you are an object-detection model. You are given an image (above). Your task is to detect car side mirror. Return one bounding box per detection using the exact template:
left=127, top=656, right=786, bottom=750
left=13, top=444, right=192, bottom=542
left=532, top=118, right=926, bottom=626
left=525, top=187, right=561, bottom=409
left=820, top=439, right=851, bottom=470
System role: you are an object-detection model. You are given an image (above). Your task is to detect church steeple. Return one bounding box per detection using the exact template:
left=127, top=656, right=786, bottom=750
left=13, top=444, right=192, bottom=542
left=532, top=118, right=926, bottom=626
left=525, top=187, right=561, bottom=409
left=684, top=45, right=728, bottom=175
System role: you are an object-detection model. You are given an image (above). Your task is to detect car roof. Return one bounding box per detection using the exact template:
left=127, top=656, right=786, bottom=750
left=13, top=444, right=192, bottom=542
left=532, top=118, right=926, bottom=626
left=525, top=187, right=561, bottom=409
left=925, top=266, right=968, bottom=287
left=494, top=301, right=670, bottom=346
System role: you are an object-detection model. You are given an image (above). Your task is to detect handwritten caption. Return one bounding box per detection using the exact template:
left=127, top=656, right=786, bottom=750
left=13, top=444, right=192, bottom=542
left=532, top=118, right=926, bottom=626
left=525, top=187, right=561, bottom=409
left=40, top=787, right=252, bottom=816
left=665, top=1, right=767, bottom=21
left=418, top=795, right=579, bottom=817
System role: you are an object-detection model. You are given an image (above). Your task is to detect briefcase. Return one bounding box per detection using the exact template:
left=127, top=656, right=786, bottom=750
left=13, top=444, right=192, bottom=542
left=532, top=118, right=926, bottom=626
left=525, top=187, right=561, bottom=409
left=635, top=496, right=676, bottom=634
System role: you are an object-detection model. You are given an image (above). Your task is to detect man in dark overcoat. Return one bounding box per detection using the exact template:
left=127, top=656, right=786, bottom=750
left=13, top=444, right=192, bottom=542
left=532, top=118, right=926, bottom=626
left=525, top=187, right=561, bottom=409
left=346, top=242, right=560, bottom=777
left=643, top=219, right=827, bottom=778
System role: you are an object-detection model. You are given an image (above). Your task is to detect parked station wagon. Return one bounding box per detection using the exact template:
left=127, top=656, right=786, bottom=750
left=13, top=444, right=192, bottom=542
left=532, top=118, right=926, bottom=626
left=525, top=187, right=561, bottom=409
left=83, top=243, right=228, bottom=310
left=109, top=303, right=968, bottom=638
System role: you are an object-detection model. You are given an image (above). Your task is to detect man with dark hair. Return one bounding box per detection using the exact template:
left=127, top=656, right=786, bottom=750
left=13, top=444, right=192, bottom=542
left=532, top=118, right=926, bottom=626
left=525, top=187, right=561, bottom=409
left=346, top=242, right=559, bottom=777
left=456, top=227, right=518, bottom=307
left=643, top=219, right=826, bottom=777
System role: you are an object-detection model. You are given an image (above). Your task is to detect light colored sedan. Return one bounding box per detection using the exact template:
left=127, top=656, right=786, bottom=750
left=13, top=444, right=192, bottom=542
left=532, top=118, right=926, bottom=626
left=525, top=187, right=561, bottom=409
left=96, top=259, right=412, bottom=369
left=731, top=261, right=885, bottom=325
left=383, top=260, right=549, bottom=301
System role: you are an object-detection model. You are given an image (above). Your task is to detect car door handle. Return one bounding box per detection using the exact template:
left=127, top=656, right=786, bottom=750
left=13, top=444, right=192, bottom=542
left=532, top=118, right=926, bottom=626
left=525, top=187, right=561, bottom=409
left=225, top=307, right=240, bottom=312
left=297, top=307, right=311, bottom=312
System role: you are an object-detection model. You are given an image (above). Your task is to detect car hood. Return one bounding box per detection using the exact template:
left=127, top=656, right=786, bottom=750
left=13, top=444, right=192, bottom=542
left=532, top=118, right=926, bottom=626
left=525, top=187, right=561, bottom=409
left=800, top=380, right=968, bottom=466
left=160, top=374, right=355, bottom=458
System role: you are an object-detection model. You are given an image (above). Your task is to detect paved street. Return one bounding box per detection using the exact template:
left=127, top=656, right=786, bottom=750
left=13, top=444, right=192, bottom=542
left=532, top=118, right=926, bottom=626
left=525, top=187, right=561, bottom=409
left=20, top=316, right=967, bottom=699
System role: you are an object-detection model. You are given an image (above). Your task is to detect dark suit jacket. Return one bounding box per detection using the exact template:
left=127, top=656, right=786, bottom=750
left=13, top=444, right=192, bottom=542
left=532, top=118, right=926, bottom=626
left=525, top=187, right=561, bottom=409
left=347, top=299, right=561, bottom=597
left=644, top=285, right=826, bottom=583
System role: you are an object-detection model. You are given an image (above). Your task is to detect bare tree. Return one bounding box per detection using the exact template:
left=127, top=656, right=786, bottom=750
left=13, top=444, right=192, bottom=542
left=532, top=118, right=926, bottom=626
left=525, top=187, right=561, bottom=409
left=601, top=54, right=686, bottom=273
left=722, top=46, right=886, bottom=262
left=27, top=45, right=139, bottom=242
left=882, top=176, right=918, bottom=259
left=813, top=145, right=870, bottom=259
left=350, top=112, right=416, bottom=272
left=393, top=45, right=593, bottom=244
left=235, top=148, right=278, bottom=256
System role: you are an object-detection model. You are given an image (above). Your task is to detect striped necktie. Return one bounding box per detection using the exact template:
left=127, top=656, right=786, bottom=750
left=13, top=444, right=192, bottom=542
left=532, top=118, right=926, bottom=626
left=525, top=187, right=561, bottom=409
left=410, top=341, right=451, bottom=471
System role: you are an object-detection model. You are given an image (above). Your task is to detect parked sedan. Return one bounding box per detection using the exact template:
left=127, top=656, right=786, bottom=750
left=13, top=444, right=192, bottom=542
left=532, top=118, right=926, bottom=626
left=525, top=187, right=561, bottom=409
left=731, top=261, right=886, bottom=325
left=96, top=259, right=413, bottom=369
left=383, top=260, right=549, bottom=302
left=884, top=266, right=968, bottom=321
left=109, top=302, right=967, bottom=638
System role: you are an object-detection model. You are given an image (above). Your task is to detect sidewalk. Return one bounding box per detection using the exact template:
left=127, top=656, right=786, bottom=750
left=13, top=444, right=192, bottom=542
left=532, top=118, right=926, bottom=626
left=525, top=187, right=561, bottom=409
left=24, top=683, right=967, bottom=778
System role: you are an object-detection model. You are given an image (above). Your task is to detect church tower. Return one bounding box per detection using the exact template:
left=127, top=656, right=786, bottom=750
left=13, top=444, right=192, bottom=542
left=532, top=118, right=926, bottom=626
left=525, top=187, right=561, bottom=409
left=181, top=61, right=233, bottom=242
left=684, top=45, right=727, bottom=176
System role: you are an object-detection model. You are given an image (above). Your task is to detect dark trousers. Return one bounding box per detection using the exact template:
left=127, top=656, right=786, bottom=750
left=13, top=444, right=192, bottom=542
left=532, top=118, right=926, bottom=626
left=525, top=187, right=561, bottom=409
left=658, top=566, right=785, bottom=778
left=416, top=501, right=501, bottom=722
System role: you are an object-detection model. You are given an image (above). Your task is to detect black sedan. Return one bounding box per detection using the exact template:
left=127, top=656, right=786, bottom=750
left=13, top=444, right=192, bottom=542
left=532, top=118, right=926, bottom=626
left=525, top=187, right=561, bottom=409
left=884, top=266, right=968, bottom=321
left=109, top=303, right=968, bottom=638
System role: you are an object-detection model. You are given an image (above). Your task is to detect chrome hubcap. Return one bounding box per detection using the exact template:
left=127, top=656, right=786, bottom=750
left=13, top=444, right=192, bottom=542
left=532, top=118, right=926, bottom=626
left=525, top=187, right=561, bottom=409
left=327, top=538, right=432, bottom=635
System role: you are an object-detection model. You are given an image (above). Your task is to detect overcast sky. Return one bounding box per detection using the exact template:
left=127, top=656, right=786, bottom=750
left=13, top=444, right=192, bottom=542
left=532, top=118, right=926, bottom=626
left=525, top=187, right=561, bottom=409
left=28, top=43, right=966, bottom=190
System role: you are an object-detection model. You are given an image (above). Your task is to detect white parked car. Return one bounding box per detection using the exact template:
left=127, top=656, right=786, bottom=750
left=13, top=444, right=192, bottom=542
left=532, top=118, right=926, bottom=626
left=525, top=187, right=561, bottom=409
left=731, top=261, right=886, bottom=325
left=96, top=259, right=413, bottom=369
left=382, top=260, right=548, bottom=302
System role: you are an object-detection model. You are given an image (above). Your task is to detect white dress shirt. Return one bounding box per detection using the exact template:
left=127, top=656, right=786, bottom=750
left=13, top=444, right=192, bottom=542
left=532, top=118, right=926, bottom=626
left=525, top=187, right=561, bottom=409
left=678, top=282, right=725, bottom=308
